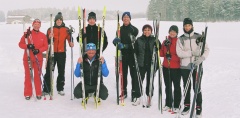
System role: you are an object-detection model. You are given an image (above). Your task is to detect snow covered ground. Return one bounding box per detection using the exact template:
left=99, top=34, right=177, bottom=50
left=0, top=18, right=240, bottom=118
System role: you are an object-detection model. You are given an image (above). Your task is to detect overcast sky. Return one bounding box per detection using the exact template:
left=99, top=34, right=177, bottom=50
left=1, top=0, right=150, bottom=14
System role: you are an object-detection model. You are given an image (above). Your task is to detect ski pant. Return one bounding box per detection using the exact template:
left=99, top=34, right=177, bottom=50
left=163, top=67, right=181, bottom=108
left=181, top=69, right=202, bottom=107
left=23, top=60, right=43, bottom=97
left=43, top=52, right=66, bottom=92
left=134, top=65, right=153, bottom=98
left=122, top=52, right=138, bottom=97
left=74, top=82, right=108, bottom=100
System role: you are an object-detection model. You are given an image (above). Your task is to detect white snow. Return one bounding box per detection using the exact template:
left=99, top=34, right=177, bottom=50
left=0, top=18, right=240, bottom=118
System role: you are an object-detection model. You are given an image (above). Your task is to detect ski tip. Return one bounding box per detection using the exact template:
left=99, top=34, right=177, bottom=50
left=120, top=103, right=125, bottom=106
left=78, top=6, right=81, bottom=15
left=103, top=6, right=106, bottom=15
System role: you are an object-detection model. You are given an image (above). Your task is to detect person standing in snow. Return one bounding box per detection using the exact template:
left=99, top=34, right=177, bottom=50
left=132, top=24, right=160, bottom=106
left=112, top=11, right=139, bottom=101
left=43, top=12, right=74, bottom=96
left=176, top=18, right=209, bottom=117
left=76, top=11, right=108, bottom=55
left=19, top=19, right=48, bottom=100
left=160, top=25, right=181, bottom=113
left=74, top=43, right=109, bottom=105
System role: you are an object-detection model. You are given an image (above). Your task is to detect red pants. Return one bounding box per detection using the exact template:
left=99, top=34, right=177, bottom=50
left=23, top=60, right=43, bottom=97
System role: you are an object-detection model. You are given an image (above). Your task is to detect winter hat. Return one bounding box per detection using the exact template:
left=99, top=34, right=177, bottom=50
left=86, top=43, right=96, bottom=51
left=55, top=12, right=63, bottom=22
left=88, top=12, right=96, bottom=21
left=142, top=24, right=152, bottom=32
left=122, top=12, right=131, bottom=20
left=32, top=18, right=41, bottom=25
left=183, top=18, right=193, bottom=26
left=169, top=25, right=178, bottom=34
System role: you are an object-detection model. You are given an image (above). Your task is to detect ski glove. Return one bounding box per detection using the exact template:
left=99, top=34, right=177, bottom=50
left=27, top=44, right=35, bottom=49
left=164, top=39, right=171, bottom=46
left=166, top=53, right=171, bottom=60
left=76, top=33, right=87, bottom=42
left=193, top=56, right=205, bottom=66
left=113, top=38, right=121, bottom=45
left=118, top=43, right=129, bottom=50
left=32, top=49, right=39, bottom=55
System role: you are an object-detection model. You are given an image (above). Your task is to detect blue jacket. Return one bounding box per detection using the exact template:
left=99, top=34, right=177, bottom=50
left=74, top=55, right=109, bottom=85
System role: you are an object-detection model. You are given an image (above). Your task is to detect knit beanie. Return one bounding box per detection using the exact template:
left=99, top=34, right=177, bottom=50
left=183, top=18, right=193, bottom=26
left=86, top=43, right=96, bottom=51
left=142, top=24, right=152, bottom=32
left=55, top=12, right=63, bottom=22
left=169, top=25, right=178, bottom=34
left=122, top=12, right=131, bottom=20
left=88, top=12, right=96, bottom=21
left=32, top=19, right=41, bottom=25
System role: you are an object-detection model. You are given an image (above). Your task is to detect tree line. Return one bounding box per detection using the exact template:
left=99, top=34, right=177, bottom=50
left=147, top=0, right=240, bottom=22
left=3, top=7, right=146, bottom=22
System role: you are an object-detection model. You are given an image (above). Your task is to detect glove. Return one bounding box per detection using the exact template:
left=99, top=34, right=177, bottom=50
left=164, top=39, right=171, bottom=46
left=32, top=49, right=39, bottom=55
left=113, top=38, right=121, bottom=45
left=27, top=44, right=35, bottom=49
left=196, top=36, right=205, bottom=45
left=155, top=46, right=159, bottom=51
left=166, top=53, right=171, bottom=60
left=193, top=56, right=205, bottom=66
left=117, top=43, right=129, bottom=50
left=76, top=33, right=87, bottom=42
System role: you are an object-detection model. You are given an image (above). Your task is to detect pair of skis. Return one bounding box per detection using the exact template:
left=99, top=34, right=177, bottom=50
left=24, top=27, right=37, bottom=101
left=151, top=13, right=163, bottom=112
left=78, top=6, right=106, bottom=109
left=115, top=11, right=125, bottom=106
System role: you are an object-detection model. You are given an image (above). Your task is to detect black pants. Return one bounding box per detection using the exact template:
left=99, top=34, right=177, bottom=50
left=122, top=52, right=137, bottom=96
left=74, top=82, right=108, bottom=100
left=134, top=65, right=153, bottom=98
left=43, top=52, right=66, bottom=92
left=181, top=69, right=202, bottom=107
left=163, top=67, right=181, bottom=108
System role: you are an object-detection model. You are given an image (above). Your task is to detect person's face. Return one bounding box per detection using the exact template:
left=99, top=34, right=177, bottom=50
left=32, top=22, right=41, bottom=31
left=86, top=50, right=96, bottom=58
left=169, top=30, right=177, bottom=38
left=56, top=19, right=63, bottom=26
left=184, top=24, right=193, bottom=32
left=88, top=18, right=96, bottom=25
left=143, top=27, right=152, bottom=37
left=123, top=15, right=130, bottom=26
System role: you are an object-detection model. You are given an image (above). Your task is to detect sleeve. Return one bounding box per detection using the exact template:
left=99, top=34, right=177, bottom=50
left=201, top=43, right=210, bottom=59
left=103, top=30, right=108, bottom=51
left=133, top=26, right=139, bottom=37
left=176, top=38, right=192, bottom=58
left=18, top=35, right=28, bottom=49
left=66, top=28, right=71, bottom=44
left=160, top=41, right=165, bottom=57
left=74, top=63, right=82, bottom=77
left=101, top=60, right=109, bottom=77
left=46, top=28, right=51, bottom=44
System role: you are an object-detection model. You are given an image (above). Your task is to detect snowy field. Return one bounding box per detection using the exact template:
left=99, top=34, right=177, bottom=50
left=0, top=18, right=240, bottom=118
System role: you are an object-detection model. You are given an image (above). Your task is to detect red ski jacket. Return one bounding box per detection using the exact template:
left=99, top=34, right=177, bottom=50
left=19, top=30, right=48, bottom=61
left=160, top=36, right=180, bottom=69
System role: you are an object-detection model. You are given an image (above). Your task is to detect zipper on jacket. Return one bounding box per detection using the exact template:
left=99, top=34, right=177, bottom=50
left=189, top=35, right=192, bottom=63
left=57, top=28, right=60, bottom=52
